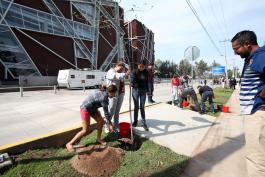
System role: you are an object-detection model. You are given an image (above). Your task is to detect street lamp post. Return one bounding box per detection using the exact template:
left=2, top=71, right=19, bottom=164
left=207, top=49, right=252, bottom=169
left=220, top=40, right=229, bottom=86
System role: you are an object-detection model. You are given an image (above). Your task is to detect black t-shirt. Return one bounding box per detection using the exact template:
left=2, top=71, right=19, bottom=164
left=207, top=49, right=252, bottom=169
left=199, top=86, right=213, bottom=95
left=131, top=69, right=149, bottom=90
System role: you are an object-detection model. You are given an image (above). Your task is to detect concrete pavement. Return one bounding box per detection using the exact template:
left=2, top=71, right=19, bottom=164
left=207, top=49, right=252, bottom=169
left=180, top=89, right=247, bottom=177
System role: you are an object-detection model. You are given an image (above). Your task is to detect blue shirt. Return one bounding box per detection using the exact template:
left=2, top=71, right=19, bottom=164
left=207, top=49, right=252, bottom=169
left=240, top=46, right=265, bottom=115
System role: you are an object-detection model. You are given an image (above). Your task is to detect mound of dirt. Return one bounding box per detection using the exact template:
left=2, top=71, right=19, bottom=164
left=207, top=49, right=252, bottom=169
left=70, top=145, right=124, bottom=177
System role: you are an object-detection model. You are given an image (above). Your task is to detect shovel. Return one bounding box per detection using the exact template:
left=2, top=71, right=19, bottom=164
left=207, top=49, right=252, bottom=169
left=117, top=65, right=137, bottom=149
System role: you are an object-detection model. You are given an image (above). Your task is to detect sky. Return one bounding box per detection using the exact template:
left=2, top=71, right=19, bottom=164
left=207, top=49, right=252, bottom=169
left=119, top=0, right=265, bottom=72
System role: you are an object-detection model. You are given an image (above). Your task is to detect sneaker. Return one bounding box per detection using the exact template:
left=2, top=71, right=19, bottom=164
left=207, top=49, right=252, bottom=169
left=199, top=111, right=205, bottom=114
left=132, top=121, right=138, bottom=127
left=143, top=124, right=149, bottom=131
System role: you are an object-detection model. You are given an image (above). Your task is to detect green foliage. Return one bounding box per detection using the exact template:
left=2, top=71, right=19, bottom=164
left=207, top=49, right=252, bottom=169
left=211, top=60, right=221, bottom=67
left=227, top=69, right=233, bottom=78
left=178, top=59, right=191, bottom=76
left=155, top=60, right=179, bottom=78
left=195, top=59, right=208, bottom=78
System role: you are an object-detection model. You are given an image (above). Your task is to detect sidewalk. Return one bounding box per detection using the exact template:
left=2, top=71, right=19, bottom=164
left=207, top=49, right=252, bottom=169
left=181, top=89, right=247, bottom=177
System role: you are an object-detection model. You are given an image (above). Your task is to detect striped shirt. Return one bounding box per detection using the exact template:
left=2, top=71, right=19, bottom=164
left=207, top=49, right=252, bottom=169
left=240, top=46, right=265, bottom=115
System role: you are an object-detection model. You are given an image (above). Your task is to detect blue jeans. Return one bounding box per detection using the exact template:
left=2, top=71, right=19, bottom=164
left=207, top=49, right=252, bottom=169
left=201, top=91, right=214, bottom=112
left=132, top=88, right=147, bottom=124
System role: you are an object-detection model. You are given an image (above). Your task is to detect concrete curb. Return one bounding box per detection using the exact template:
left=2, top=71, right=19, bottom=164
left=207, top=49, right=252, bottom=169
left=0, top=102, right=161, bottom=154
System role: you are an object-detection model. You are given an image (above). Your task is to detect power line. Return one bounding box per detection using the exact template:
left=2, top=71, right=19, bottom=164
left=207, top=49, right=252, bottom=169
left=185, top=0, right=223, bottom=56
left=195, top=0, right=222, bottom=42
left=208, top=0, right=226, bottom=39
left=218, top=0, right=229, bottom=40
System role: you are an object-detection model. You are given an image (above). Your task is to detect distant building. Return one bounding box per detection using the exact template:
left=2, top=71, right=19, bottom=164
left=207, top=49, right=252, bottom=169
left=124, top=19, right=155, bottom=69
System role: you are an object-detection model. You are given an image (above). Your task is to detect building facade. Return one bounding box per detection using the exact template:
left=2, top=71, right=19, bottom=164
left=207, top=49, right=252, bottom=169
left=0, top=0, right=124, bottom=81
left=124, top=19, right=155, bottom=69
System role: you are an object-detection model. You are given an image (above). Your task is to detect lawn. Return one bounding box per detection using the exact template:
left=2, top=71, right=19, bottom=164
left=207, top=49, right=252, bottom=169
left=1, top=132, right=189, bottom=177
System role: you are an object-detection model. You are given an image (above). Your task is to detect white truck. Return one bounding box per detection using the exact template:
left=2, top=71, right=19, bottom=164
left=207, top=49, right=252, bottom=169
left=57, top=69, right=106, bottom=88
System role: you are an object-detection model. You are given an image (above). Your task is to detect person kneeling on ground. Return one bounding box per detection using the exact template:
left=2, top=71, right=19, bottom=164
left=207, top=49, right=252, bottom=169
left=197, top=85, right=215, bottom=114
left=66, top=85, right=117, bottom=152
left=179, top=83, right=201, bottom=113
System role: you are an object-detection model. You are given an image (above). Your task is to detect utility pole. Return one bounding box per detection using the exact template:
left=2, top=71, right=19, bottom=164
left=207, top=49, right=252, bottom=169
left=219, top=39, right=229, bottom=85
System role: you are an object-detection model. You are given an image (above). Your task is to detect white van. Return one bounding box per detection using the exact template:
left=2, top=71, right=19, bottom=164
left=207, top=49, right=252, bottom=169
left=57, top=69, right=106, bottom=88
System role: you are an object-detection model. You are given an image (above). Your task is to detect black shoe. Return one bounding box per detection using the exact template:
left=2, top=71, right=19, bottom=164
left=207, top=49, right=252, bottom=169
left=199, top=111, right=205, bottom=114
left=148, top=99, right=155, bottom=103
left=143, top=124, right=149, bottom=131
left=132, top=122, right=138, bottom=127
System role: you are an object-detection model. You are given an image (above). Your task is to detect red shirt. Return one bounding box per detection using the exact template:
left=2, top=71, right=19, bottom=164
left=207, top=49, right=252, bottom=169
left=171, top=77, right=180, bottom=86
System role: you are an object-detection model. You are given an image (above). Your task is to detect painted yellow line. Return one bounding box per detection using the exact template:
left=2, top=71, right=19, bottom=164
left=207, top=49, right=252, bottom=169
left=0, top=102, right=162, bottom=151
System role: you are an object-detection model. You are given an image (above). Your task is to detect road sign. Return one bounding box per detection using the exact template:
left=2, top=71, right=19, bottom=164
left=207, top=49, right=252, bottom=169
left=212, top=66, right=225, bottom=75
left=184, top=46, right=200, bottom=61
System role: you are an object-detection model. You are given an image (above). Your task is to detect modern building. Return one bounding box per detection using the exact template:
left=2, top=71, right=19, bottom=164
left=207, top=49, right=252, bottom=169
left=0, top=0, right=125, bottom=82
left=124, top=19, right=155, bottom=69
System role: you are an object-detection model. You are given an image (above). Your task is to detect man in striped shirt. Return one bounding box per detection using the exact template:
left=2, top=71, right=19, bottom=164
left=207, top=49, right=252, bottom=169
left=231, top=30, right=265, bottom=177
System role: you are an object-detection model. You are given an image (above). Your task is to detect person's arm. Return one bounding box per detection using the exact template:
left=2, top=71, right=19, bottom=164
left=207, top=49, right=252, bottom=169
left=198, top=87, right=203, bottom=97
left=101, top=96, right=113, bottom=132
left=106, top=69, right=126, bottom=81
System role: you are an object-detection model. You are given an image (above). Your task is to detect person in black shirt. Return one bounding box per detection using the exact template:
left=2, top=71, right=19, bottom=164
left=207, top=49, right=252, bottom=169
left=197, top=85, right=215, bottom=113
left=130, top=60, right=149, bottom=131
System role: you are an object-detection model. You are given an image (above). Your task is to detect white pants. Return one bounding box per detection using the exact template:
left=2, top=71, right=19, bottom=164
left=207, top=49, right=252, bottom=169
left=108, top=93, right=125, bottom=129
left=244, top=109, right=265, bottom=177
left=172, top=86, right=179, bottom=104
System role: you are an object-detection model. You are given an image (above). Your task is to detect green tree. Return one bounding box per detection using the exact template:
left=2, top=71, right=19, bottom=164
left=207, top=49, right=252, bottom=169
left=227, top=69, right=233, bottom=78
left=195, top=59, right=208, bottom=78
left=178, top=59, right=191, bottom=76
left=211, top=60, right=221, bottom=67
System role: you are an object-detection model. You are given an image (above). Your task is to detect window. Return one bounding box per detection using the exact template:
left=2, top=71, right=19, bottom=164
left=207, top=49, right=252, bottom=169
left=70, top=75, right=75, bottom=78
left=86, top=75, right=95, bottom=79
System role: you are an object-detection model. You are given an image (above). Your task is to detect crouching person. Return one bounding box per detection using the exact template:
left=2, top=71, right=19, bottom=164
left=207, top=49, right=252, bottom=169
left=179, top=83, right=201, bottom=113
left=66, top=85, right=117, bottom=152
left=197, top=85, right=215, bottom=113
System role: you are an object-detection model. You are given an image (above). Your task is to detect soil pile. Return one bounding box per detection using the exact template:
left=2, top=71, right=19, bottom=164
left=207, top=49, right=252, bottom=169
left=70, top=145, right=124, bottom=177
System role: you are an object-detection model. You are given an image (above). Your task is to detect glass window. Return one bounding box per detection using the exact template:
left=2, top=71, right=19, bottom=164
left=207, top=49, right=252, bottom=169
left=5, top=5, right=24, bottom=28
left=86, top=75, right=95, bottom=79
left=70, top=75, right=75, bottom=78
left=52, top=16, right=64, bottom=36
